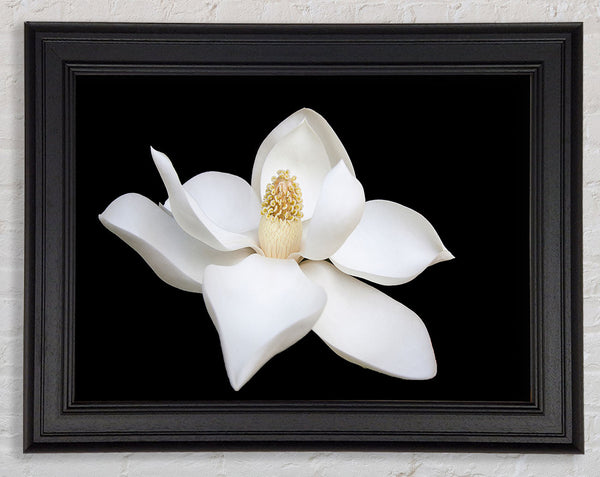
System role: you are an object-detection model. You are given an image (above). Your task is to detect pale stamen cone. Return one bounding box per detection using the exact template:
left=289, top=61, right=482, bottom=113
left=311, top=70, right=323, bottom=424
left=259, top=170, right=303, bottom=259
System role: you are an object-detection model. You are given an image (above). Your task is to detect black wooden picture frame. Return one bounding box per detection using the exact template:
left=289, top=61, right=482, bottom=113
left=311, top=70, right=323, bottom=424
left=24, top=22, right=583, bottom=452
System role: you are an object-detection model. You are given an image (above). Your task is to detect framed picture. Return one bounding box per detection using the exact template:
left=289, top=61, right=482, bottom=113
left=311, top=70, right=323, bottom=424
left=24, top=22, right=583, bottom=452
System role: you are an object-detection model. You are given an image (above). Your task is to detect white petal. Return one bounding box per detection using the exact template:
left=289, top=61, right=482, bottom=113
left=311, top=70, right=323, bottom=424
left=99, top=193, right=253, bottom=293
left=331, top=200, right=453, bottom=286
left=150, top=147, right=260, bottom=252
left=164, top=171, right=261, bottom=233
left=202, top=254, right=327, bottom=390
left=300, top=161, right=365, bottom=260
left=300, top=260, right=436, bottom=380
left=251, top=108, right=355, bottom=219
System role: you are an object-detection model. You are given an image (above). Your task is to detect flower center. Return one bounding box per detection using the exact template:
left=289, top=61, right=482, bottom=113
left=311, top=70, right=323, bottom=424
left=258, top=170, right=303, bottom=259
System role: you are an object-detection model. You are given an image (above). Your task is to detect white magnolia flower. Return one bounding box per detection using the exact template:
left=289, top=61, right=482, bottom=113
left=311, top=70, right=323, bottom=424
left=99, top=108, right=453, bottom=391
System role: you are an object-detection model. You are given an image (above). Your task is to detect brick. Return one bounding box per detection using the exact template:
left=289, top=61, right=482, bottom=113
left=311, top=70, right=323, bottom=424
left=0, top=377, right=19, bottom=413
left=585, top=296, right=600, bottom=328
left=0, top=266, right=23, bottom=297
left=0, top=185, right=23, bottom=226
left=587, top=34, right=600, bottom=73
left=26, top=454, right=124, bottom=477
left=127, top=453, right=224, bottom=476
left=0, top=30, right=22, bottom=67
left=0, top=298, right=22, bottom=334
left=0, top=334, right=20, bottom=372
left=0, top=148, right=23, bottom=187
left=585, top=113, right=600, bottom=149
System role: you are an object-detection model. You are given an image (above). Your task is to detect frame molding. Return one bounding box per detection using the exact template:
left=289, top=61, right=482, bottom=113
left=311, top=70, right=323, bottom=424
left=24, top=22, right=583, bottom=452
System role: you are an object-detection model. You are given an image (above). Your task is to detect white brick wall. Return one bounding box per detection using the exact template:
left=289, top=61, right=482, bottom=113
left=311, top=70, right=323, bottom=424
left=0, top=0, right=598, bottom=475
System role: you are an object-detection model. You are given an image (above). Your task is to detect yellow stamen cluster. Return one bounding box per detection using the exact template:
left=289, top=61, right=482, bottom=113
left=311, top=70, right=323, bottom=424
left=258, top=170, right=303, bottom=259
left=260, top=170, right=303, bottom=222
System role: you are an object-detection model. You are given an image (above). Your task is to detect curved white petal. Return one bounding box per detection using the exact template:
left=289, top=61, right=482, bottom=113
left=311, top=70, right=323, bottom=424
left=150, top=147, right=260, bottom=253
left=251, top=108, right=355, bottom=219
left=300, top=161, right=365, bottom=260
left=202, top=254, right=327, bottom=390
left=301, top=260, right=436, bottom=380
left=99, top=193, right=253, bottom=293
left=331, top=200, right=453, bottom=286
left=164, top=171, right=261, bottom=233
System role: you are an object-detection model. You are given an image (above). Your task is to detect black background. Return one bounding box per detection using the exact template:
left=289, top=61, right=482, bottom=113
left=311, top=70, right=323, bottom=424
left=75, top=74, right=531, bottom=402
